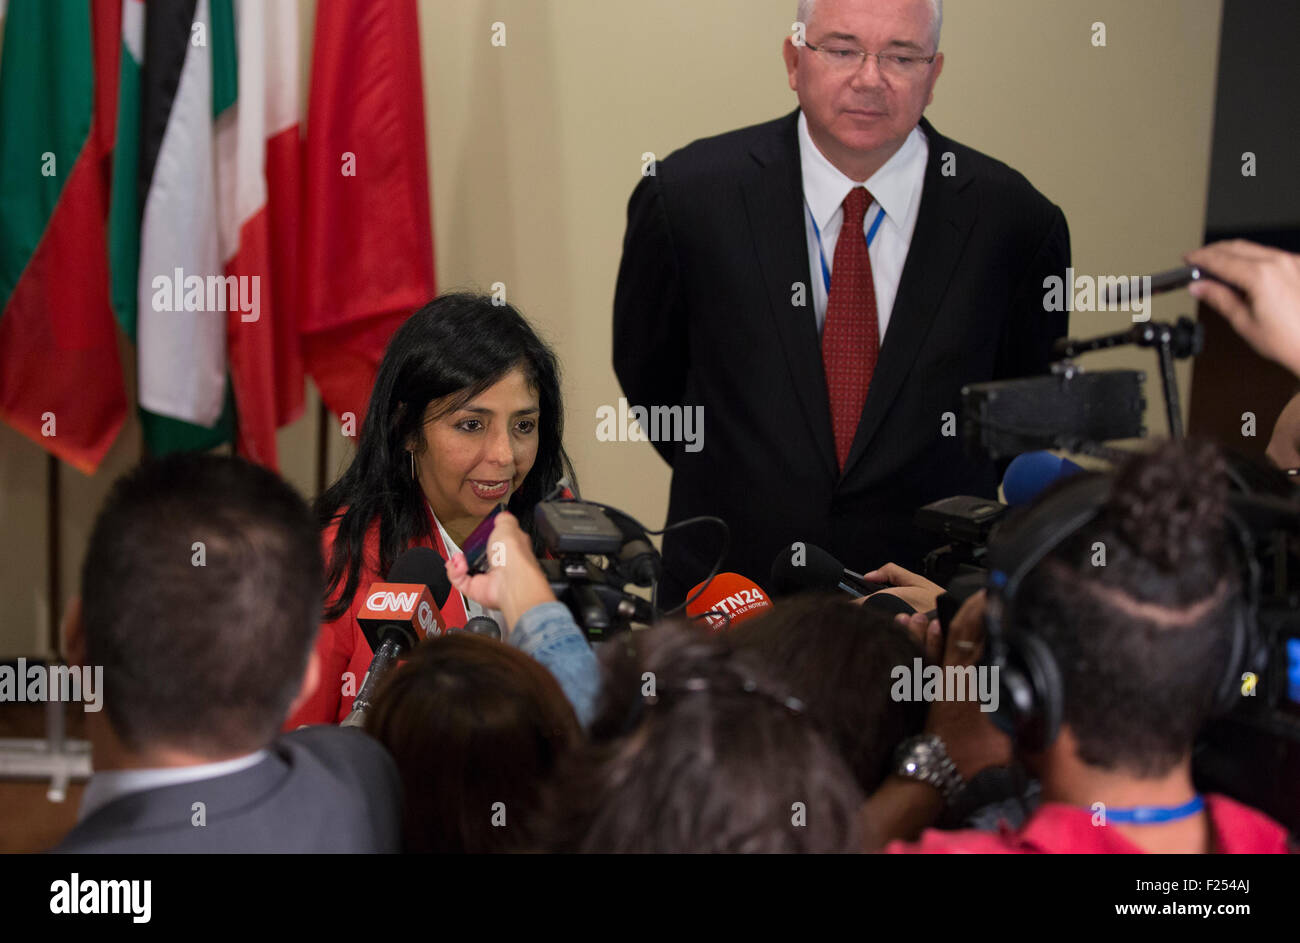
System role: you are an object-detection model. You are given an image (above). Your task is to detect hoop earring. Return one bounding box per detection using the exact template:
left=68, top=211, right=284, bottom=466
left=409, top=450, right=416, bottom=481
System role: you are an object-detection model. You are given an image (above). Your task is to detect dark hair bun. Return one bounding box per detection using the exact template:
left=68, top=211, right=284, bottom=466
left=1108, top=439, right=1229, bottom=571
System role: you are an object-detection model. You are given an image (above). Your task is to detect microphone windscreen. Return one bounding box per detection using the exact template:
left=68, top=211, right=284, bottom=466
left=388, top=546, right=453, bottom=607
left=462, top=616, right=502, bottom=640
left=686, top=572, right=774, bottom=632
left=862, top=591, right=916, bottom=617
left=769, top=542, right=849, bottom=596
left=1002, top=451, right=1084, bottom=507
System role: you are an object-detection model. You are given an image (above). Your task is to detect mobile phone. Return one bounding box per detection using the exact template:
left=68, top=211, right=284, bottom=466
left=462, top=503, right=506, bottom=574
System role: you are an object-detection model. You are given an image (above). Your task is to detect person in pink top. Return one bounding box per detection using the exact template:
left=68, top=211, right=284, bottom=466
left=889, top=794, right=1290, bottom=853
left=867, top=439, right=1295, bottom=854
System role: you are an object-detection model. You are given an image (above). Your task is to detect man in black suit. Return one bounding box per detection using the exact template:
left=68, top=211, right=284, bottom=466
left=614, top=0, right=1069, bottom=604
left=54, top=453, right=401, bottom=853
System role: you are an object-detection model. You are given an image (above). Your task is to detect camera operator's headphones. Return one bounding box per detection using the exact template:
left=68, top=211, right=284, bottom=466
left=982, top=471, right=1264, bottom=753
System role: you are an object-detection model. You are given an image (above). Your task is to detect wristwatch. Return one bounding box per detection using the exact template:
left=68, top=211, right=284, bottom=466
left=892, top=734, right=965, bottom=804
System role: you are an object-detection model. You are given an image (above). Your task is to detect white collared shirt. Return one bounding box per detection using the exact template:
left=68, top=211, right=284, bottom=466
left=429, top=503, right=506, bottom=635
left=78, top=750, right=269, bottom=822
left=798, top=111, right=929, bottom=339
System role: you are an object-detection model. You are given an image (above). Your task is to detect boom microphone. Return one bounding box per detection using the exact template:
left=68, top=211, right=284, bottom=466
left=342, top=547, right=452, bottom=728
left=686, top=572, right=774, bottom=632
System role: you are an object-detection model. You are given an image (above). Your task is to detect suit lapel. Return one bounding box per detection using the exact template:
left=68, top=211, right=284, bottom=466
left=742, top=110, right=837, bottom=479
left=841, top=117, right=976, bottom=480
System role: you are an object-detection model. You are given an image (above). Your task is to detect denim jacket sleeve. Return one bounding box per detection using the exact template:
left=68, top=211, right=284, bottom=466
left=509, top=601, right=601, bottom=729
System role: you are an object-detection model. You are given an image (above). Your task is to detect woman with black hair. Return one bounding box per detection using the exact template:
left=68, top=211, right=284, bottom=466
left=287, top=292, right=576, bottom=725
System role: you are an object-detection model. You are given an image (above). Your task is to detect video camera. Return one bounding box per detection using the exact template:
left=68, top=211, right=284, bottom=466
left=531, top=499, right=659, bottom=641
left=914, top=318, right=1300, bottom=832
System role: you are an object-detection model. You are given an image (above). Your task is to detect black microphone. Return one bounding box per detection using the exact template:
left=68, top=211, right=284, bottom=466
left=342, top=547, right=453, bottom=728
left=769, top=542, right=889, bottom=599
left=459, top=616, right=502, bottom=640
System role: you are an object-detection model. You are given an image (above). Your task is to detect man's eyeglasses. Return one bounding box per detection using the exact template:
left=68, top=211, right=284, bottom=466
left=804, top=41, right=937, bottom=79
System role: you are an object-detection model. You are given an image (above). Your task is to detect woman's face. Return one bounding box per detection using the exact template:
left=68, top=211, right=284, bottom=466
left=413, top=365, right=542, bottom=533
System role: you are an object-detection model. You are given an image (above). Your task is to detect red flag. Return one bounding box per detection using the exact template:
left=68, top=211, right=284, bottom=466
left=299, top=0, right=436, bottom=429
left=221, top=1, right=306, bottom=469
left=0, top=0, right=127, bottom=474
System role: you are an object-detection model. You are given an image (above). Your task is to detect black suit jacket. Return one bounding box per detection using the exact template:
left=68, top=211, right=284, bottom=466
left=613, top=111, right=1070, bottom=603
left=52, top=726, right=402, bottom=853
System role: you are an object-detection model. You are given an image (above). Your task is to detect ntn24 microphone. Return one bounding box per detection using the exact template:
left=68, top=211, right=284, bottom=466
left=686, top=572, right=773, bottom=632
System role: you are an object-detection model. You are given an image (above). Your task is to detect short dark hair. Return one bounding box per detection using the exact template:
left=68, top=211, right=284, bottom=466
left=80, top=453, right=322, bottom=755
left=543, top=623, right=865, bottom=853
left=318, top=292, right=575, bottom=620
left=1013, top=439, right=1242, bottom=776
left=365, top=634, right=582, bottom=853
left=730, top=595, right=927, bottom=793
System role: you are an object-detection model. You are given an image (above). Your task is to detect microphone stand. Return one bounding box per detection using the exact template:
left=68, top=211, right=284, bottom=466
left=1052, top=317, right=1202, bottom=440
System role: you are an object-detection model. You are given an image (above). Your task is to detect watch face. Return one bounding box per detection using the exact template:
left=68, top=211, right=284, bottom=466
left=905, top=739, right=935, bottom=768
left=898, top=736, right=946, bottom=778
left=895, top=735, right=961, bottom=802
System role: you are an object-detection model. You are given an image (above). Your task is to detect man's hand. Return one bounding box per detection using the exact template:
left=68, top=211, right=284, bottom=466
left=861, top=561, right=943, bottom=615
left=1186, top=240, right=1300, bottom=378
left=445, top=511, right=556, bottom=638
left=895, top=609, right=943, bottom=662
left=923, top=590, right=1013, bottom=781
left=1267, top=392, right=1300, bottom=470
left=860, top=593, right=1009, bottom=850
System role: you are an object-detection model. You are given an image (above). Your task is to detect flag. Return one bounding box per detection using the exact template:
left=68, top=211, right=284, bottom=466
left=111, top=0, right=235, bottom=455
left=110, top=0, right=303, bottom=465
left=216, top=0, right=304, bottom=466
left=300, top=0, right=436, bottom=430
left=0, top=0, right=127, bottom=474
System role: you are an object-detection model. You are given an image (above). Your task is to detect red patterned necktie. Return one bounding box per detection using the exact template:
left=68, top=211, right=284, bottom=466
left=822, top=186, right=879, bottom=471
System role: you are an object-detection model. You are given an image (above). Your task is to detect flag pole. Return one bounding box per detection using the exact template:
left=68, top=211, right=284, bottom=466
left=316, top=396, right=329, bottom=499
left=46, top=453, right=61, bottom=655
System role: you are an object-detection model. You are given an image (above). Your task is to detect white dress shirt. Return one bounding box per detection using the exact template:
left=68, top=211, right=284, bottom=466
left=429, top=503, right=506, bottom=634
left=78, top=750, right=269, bottom=822
left=798, top=111, right=929, bottom=339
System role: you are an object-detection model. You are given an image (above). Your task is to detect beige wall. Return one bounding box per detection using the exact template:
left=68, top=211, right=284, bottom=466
left=0, top=0, right=1224, bottom=656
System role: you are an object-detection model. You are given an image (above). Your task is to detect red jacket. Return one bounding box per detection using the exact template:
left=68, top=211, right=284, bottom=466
left=285, top=508, right=469, bottom=727
left=886, top=794, right=1293, bottom=854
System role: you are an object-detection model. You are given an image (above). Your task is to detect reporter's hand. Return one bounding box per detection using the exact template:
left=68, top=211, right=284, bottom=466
left=1186, top=240, right=1300, bottom=378
left=922, top=590, right=1013, bottom=781
left=445, top=511, right=556, bottom=638
left=895, top=609, right=943, bottom=662
left=861, top=561, right=944, bottom=616
left=1266, top=391, right=1300, bottom=469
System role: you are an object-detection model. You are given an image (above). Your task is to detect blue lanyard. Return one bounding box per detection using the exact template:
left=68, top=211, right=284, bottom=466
left=807, top=197, right=886, bottom=294
left=1099, top=795, right=1204, bottom=825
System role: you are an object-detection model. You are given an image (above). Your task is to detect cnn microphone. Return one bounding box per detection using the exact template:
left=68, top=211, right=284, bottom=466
left=686, top=572, right=774, bottom=632
left=768, top=543, right=888, bottom=599
left=342, top=547, right=451, bottom=728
